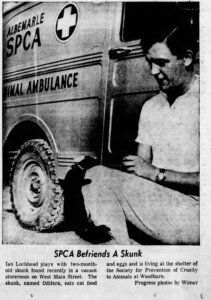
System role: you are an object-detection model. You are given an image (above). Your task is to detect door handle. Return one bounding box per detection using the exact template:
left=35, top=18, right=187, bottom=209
left=109, top=47, right=132, bottom=59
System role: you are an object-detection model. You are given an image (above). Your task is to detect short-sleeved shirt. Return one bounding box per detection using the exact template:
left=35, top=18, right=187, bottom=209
left=135, top=76, right=199, bottom=173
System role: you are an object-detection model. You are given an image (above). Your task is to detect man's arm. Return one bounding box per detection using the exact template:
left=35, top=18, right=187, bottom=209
left=159, top=169, right=199, bottom=187
left=137, top=143, right=152, bottom=163
left=123, top=144, right=199, bottom=194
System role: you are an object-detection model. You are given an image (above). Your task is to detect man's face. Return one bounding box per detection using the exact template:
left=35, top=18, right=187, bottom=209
left=146, top=42, right=187, bottom=94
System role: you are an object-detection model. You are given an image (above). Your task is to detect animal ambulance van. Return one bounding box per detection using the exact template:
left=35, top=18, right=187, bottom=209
left=3, top=2, right=199, bottom=231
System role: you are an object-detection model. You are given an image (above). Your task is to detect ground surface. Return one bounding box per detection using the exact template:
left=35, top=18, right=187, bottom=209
left=2, top=186, right=92, bottom=245
left=3, top=186, right=139, bottom=245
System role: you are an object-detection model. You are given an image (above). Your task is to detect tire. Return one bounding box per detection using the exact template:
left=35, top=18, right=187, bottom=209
left=10, top=139, right=64, bottom=231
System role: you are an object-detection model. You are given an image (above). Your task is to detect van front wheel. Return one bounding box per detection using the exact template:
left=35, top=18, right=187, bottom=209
left=10, top=139, right=64, bottom=231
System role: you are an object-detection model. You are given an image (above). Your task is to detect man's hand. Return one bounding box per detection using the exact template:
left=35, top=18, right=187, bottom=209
left=122, top=155, right=157, bottom=181
left=123, top=154, right=199, bottom=195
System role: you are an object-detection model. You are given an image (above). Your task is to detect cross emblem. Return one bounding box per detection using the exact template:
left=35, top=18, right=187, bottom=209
left=56, top=4, right=78, bottom=41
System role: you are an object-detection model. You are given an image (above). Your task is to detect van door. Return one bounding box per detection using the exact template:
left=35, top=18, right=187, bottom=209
left=103, top=2, right=159, bottom=167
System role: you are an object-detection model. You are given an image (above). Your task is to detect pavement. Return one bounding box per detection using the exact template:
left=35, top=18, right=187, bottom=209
left=2, top=186, right=93, bottom=245
left=3, top=186, right=139, bottom=245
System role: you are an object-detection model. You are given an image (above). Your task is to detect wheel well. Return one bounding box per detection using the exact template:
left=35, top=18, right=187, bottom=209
left=3, top=121, right=50, bottom=184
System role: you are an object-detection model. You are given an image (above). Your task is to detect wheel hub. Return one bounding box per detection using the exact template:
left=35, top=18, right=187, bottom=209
left=25, top=165, right=47, bottom=209
left=30, top=175, right=41, bottom=194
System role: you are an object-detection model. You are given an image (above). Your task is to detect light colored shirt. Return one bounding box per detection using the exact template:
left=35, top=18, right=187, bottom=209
left=136, top=76, right=199, bottom=173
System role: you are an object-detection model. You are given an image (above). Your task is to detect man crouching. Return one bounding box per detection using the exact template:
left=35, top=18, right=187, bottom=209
left=71, top=24, right=199, bottom=245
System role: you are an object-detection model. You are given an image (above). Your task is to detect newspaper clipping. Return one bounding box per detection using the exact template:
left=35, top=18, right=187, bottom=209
left=1, top=1, right=211, bottom=299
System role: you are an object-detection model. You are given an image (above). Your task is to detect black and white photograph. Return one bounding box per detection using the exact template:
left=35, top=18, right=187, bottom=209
left=2, top=2, right=200, bottom=246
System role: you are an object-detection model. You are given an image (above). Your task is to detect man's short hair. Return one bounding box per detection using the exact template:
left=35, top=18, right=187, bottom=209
left=141, top=23, right=199, bottom=59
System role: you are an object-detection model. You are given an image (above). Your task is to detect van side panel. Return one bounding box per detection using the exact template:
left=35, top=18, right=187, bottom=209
left=4, top=65, right=101, bottom=154
left=3, top=2, right=111, bottom=70
left=3, top=2, right=114, bottom=178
